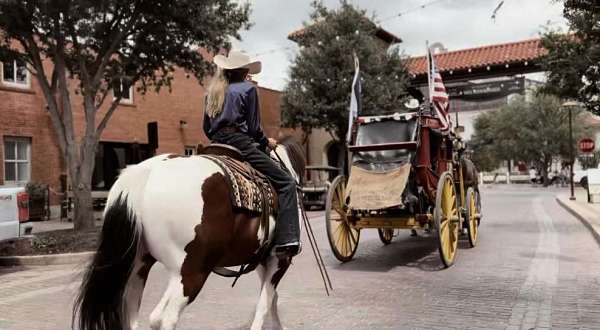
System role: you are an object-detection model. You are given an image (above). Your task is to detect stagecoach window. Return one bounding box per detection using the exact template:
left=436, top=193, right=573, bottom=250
left=353, top=119, right=417, bottom=172
left=3, top=137, right=31, bottom=184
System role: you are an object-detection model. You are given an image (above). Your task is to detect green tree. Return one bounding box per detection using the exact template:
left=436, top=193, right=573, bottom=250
left=0, top=1, right=250, bottom=231
left=282, top=0, right=410, bottom=141
left=541, top=0, right=600, bottom=114
left=469, top=112, right=503, bottom=172
left=470, top=94, right=590, bottom=185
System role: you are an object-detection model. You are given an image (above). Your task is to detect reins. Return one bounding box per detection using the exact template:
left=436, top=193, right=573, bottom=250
left=273, top=147, right=334, bottom=296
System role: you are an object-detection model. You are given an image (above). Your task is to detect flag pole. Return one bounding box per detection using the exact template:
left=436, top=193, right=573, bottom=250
left=425, top=40, right=434, bottom=116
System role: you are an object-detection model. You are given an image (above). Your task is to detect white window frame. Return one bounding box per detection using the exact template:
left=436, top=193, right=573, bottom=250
left=3, top=137, right=31, bottom=185
left=184, top=146, right=196, bottom=156
left=1, top=59, right=31, bottom=89
left=113, top=80, right=134, bottom=105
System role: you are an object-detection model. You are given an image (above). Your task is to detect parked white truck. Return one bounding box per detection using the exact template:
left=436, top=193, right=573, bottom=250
left=0, top=187, right=29, bottom=241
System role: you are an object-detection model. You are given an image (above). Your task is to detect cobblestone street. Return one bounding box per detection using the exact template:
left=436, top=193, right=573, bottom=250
left=2, top=186, right=600, bottom=329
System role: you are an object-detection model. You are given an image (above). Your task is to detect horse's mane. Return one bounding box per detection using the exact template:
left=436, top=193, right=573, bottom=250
left=279, top=136, right=306, bottom=185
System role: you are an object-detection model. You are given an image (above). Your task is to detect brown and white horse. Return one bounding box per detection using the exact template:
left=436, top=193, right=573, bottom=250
left=73, top=140, right=305, bottom=330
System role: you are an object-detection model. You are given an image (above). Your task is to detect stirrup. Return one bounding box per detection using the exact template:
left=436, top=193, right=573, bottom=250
left=274, top=242, right=301, bottom=256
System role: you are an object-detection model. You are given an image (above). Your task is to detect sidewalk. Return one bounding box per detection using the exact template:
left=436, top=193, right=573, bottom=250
left=556, top=188, right=600, bottom=246
left=27, top=211, right=103, bottom=234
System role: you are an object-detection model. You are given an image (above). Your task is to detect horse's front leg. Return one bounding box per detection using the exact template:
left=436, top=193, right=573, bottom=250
left=251, top=255, right=291, bottom=330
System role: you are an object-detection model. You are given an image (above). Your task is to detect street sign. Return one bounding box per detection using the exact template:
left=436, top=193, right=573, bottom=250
left=579, top=138, right=595, bottom=153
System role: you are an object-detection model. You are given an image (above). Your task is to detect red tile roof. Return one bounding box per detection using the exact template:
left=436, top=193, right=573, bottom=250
left=406, top=38, right=546, bottom=76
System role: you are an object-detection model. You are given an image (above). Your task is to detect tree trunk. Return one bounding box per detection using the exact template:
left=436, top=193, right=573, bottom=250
left=541, top=162, right=550, bottom=187
left=70, top=143, right=97, bottom=231
left=72, top=181, right=94, bottom=231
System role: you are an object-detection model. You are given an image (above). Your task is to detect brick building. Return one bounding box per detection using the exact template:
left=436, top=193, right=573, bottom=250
left=0, top=59, right=291, bottom=205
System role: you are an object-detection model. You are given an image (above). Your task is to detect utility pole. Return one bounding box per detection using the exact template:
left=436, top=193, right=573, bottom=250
left=569, top=105, right=575, bottom=200
left=563, top=101, right=582, bottom=201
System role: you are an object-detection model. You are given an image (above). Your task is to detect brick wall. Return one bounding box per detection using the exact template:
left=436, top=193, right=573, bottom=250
left=0, top=62, right=295, bottom=205
left=0, top=73, right=64, bottom=203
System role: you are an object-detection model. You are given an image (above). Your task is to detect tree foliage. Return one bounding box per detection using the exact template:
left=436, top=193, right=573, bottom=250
left=0, top=0, right=250, bottom=230
left=541, top=0, right=600, bottom=114
left=470, top=93, right=591, bottom=183
left=281, top=0, right=410, bottom=140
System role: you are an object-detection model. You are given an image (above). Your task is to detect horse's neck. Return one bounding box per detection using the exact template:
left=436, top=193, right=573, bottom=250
left=271, top=147, right=299, bottom=183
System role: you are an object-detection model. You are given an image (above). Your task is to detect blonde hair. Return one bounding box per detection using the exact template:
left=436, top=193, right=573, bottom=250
left=205, top=69, right=228, bottom=118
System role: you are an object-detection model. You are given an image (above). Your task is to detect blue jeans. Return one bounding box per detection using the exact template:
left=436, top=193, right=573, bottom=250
left=212, top=131, right=300, bottom=245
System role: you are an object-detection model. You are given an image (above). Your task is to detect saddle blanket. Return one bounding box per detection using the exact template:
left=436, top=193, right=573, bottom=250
left=201, top=155, right=277, bottom=214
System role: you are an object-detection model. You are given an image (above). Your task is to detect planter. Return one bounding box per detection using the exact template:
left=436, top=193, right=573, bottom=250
left=26, top=182, right=49, bottom=221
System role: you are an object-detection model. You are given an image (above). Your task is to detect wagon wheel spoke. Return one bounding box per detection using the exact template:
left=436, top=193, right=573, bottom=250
left=330, top=209, right=344, bottom=221
left=333, top=221, right=343, bottom=237
left=335, top=186, right=345, bottom=209
left=349, top=228, right=358, bottom=247
left=337, top=229, right=345, bottom=255
left=344, top=229, right=352, bottom=255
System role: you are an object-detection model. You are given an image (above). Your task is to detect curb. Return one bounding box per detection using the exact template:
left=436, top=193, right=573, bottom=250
left=555, top=197, right=600, bottom=247
left=0, top=251, right=95, bottom=267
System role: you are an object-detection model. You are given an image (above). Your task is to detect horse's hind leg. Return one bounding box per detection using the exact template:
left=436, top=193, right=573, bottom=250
left=149, top=270, right=210, bottom=330
left=251, top=255, right=291, bottom=330
left=125, top=251, right=156, bottom=329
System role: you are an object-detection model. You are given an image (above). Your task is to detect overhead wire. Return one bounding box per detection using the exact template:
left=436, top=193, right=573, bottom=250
left=377, top=0, right=448, bottom=23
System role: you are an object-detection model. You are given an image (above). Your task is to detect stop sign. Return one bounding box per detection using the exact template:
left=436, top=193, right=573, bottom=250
left=579, top=138, right=595, bottom=153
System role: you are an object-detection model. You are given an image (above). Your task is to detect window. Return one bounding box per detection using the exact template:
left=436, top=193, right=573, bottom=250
left=184, top=146, right=196, bottom=156
left=3, top=137, right=31, bottom=184
left=2, top=59, right=29, bottom=88
left=114, top=79, right=134, bottom=104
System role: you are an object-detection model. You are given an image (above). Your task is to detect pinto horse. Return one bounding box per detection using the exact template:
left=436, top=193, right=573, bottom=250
left=73, top=139, right=305, bottom=330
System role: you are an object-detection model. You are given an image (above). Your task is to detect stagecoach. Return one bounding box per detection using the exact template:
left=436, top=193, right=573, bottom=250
left=325, top=109, right=482, bottom=267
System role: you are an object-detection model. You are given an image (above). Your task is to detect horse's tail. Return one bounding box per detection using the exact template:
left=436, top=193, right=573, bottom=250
left=73, top=164, right=152, bottom=330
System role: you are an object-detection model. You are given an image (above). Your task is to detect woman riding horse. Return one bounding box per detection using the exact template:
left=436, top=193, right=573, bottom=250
left=73, top=52, right=306, bottom=330
left=203, top=50, right=301, bottom=257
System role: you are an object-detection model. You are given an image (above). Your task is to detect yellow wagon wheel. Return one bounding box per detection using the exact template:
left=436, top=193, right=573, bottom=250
left=475, top=188, right=482, bottom=226
left=465, top=187, right=478, bottom=248
left=434, top=172, right=460, bottom=268
left=325, top=175, right=360, bottom=262
left=377, top=228, right=394, bottom=245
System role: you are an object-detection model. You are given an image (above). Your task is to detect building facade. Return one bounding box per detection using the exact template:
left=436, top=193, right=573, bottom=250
left=0, top=59, right=290, bottom=205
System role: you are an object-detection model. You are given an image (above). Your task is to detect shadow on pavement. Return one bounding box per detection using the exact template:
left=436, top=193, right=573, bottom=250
left=331, top=234, right=444, bottom=273
left=0, top=265, right=29, bottom=276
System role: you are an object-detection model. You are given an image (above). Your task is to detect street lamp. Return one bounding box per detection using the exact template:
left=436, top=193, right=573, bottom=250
left=562, top=100, right=583, bottom=201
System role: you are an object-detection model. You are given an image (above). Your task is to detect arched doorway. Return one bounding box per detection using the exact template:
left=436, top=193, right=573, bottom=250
left=325, top=141, right=344, bottom=180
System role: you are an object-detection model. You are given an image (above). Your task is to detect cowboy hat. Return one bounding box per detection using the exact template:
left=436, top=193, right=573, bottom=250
left=213, top=50, right=261, bottom=74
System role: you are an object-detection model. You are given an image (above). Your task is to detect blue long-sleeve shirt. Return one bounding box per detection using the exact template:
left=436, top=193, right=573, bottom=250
left=203, top=81, right=268, bottom=149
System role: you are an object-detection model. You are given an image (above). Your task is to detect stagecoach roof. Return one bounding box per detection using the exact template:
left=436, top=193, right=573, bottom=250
left=358, top=112, right=418, bottom=123
left=406, top=38, right=546, bottom=81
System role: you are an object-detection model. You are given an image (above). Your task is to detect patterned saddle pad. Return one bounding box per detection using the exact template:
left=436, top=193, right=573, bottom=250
left=201, top=155, right=277, bottom=215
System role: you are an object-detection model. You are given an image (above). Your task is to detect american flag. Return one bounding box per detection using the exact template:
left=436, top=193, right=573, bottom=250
left=427, top=47, right=451, bottom=131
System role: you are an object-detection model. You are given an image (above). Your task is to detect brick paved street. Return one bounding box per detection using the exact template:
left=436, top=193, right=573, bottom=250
left=2, top=186, right=600, bottom=330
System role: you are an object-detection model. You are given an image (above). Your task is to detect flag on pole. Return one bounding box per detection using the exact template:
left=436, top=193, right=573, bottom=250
left=346, top=53, right=362, bottom=143
left=426, top=44, right=451, bottom=131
